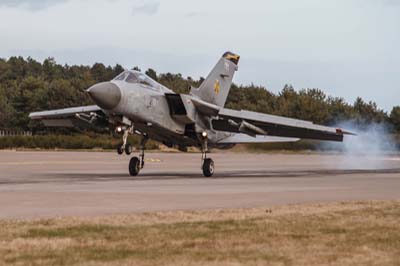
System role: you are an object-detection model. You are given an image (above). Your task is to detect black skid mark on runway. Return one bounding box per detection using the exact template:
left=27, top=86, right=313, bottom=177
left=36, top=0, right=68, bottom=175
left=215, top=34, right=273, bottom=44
left=2, top=168, right=399, bottom=185
left=214, top=168, right=400, bottom=179
left=44, top=168, right=400, bottom=182
left=137, top=168, right=400, bottom=180
left=48, top=172, right=204, bottom=181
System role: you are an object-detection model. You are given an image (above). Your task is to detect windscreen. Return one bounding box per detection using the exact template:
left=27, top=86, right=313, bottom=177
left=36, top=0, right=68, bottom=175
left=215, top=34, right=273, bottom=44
left=114, top=71, right=128, bottom=81
left=126, top=72, right=155, bottom=87
left=113, top=71, right=171, bottom=93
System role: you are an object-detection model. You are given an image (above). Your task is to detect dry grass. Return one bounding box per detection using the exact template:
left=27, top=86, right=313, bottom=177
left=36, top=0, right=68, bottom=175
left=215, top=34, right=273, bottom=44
left=1, top=201, right=400, bottom=266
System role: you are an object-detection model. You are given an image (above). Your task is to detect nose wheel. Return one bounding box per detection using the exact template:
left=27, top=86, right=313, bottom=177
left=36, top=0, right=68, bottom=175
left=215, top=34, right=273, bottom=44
left=117, top=146, right=124, bottom=155
left=117, top=126, right=134, bottom=155
left=125, top=144, right=132, bottom=155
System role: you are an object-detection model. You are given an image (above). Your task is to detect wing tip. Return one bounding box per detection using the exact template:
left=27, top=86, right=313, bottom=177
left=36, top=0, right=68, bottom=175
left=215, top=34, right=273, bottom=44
left=29, top=112, right=40, bottom=119
left=336, top=128, right=357, bottom=136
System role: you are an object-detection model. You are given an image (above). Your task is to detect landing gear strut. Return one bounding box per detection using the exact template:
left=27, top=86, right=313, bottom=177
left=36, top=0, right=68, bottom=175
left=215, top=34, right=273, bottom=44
left=117, top=126, right=133, bottom=155
left=201, top=132, right=214, bottom=177
left=129, top=136, right=148, bottom=176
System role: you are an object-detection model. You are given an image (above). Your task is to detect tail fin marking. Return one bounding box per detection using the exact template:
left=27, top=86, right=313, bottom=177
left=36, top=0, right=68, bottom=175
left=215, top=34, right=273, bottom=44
left=190, top=51, right=240, bottom=107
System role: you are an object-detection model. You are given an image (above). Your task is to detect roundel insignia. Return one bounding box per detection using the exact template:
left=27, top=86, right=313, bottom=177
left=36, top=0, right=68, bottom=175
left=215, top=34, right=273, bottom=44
left=214, top=79, right=220, bottom=95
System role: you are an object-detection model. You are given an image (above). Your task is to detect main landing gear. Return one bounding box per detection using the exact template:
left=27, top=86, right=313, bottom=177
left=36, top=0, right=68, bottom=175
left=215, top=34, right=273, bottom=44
left=201, top=131, right=214, bottom=177
left=117, top=127, right=215, bottom=177
left=128, top=136, right=148, bottom=176
left=202, top=152, right=214, bottom=177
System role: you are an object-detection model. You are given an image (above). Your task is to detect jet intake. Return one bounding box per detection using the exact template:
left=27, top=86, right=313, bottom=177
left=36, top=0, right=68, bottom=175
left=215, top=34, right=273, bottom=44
left=165, top=94, right=196, bottom=124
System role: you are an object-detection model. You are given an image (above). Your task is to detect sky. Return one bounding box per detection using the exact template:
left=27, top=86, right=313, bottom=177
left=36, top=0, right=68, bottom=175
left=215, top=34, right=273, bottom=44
left=0, top=0, right=399, bottom=111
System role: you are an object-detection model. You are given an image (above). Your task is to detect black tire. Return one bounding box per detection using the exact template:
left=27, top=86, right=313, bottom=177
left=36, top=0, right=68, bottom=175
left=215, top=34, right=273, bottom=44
left=129, top=157, right=140, bottom=176
left=202, top=158, right=214, bottom=177
left=125, top=144, right=132, bottom=155
left=117, top=145, right=124, bottom=155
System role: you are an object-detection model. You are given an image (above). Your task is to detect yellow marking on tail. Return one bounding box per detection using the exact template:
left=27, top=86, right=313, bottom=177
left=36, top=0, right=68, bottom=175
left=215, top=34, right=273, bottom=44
left=214, top=79, right=220, bottom=95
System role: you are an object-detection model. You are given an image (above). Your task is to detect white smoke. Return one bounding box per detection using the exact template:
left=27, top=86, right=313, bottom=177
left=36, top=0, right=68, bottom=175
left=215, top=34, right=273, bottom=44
left=320, top=121, right=398, bottom=170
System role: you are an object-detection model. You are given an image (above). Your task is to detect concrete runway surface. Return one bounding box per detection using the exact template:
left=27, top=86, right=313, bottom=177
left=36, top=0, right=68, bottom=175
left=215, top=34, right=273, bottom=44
left=0, top=150, right=399, bottom=219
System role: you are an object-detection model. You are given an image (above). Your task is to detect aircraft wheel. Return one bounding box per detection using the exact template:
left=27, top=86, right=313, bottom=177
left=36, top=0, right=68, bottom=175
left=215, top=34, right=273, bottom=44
left=129, top=157, right=140, bottom=176
left=117, top=145, right=124, bottom=155
left=202, top=158, right=214, bottom=177
left=125, top=144, right=132, bottom=155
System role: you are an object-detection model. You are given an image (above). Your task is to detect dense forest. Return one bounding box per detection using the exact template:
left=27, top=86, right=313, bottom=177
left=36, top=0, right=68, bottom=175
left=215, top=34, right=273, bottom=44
left=0, top=56, right=399, bottom=133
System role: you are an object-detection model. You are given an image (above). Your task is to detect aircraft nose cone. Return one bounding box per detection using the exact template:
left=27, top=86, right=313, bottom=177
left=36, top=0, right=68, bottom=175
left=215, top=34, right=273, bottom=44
left=87, top=82, right=121, bottom=110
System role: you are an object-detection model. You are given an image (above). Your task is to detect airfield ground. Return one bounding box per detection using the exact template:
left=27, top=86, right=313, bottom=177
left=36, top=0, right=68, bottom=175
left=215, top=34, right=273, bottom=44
left=1, top=201, right=400, bottom=265
left=0, top=150, right=399, bottom=219
left=0, top=151, right=399, bottom=265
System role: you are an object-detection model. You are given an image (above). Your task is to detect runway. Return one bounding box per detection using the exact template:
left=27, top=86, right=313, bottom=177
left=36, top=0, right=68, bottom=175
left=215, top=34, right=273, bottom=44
left=0, top=150, right=399, bottom=219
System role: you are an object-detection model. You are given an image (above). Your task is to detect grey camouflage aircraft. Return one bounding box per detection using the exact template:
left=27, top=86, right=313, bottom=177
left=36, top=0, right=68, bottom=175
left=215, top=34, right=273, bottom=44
left=30, top=52, right=353, bottom=177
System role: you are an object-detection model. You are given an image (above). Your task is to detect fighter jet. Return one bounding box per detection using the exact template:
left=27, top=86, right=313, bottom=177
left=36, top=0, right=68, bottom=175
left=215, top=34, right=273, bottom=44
left=30, top=52, right=352, bottom=177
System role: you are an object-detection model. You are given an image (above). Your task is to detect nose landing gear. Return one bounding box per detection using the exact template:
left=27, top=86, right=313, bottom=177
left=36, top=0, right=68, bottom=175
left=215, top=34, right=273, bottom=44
left=201, top=132, right=214, bottom=177
left=115, top=126, right=148, bottom=177
left=117, top=126, right=134, bottom=155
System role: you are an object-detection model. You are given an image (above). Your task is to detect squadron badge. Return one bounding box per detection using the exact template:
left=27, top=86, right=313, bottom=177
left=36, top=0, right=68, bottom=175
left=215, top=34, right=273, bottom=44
left=214, top=79, right=220, bottom=95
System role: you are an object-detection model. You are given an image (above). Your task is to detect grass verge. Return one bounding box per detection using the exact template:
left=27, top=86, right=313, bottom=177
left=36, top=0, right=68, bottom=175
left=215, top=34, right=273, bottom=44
left=1, top=201, right=400, bottom=266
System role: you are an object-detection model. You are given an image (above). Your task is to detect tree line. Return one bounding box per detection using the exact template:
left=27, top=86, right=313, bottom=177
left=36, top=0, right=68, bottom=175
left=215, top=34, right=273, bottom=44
left=0, top=56, right=399, bottom=132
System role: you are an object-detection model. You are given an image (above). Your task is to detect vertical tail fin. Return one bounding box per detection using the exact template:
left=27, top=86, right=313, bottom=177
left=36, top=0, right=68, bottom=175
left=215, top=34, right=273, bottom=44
left=190, top=51, right=240, bottom=107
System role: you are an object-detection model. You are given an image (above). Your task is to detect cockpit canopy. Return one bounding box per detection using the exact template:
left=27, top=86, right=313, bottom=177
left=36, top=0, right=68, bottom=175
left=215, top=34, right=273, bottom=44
left=113, top=70, right=158, bottom=87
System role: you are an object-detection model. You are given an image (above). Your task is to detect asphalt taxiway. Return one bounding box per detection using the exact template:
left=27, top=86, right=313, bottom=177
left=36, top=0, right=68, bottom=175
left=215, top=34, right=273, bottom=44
left=0, top=151, right=399, bottom=219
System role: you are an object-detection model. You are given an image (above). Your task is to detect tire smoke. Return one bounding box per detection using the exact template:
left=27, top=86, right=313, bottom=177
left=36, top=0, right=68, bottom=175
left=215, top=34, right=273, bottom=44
left=320, top=121, right=398, bottom=169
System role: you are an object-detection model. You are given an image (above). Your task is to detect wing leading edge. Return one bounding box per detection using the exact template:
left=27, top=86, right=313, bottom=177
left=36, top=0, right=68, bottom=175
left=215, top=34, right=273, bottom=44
left=29, top=105, right=109, bottom=130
